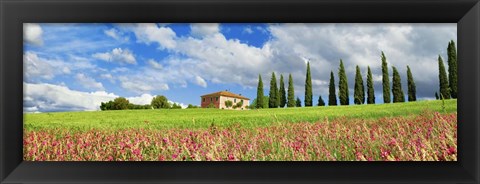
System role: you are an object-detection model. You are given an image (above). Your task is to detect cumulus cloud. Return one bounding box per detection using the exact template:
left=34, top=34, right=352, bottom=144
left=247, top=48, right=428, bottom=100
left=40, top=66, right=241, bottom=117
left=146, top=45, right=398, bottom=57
left=127, top=94, right=154, bottom=105
left=75, top=73, right=105, bottom=91
left=24, top=82, right=117, bottom=112
left=92, top=48, right=137, bottom=64
left=190, top=23, right=220, bottom=38
left=130, top=23, right=177, bottom=50
left=24, top=23, right=43, bottom=46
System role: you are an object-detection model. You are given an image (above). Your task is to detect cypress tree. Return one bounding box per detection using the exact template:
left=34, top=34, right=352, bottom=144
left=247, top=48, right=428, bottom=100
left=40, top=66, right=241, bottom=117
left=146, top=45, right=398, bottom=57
left=354, top=65, right=365, bottom=105
left=438, top=56, right=450, bottom=99
left=269, top=72, right=279, bottom=108
left=296, top=97, right=302, bottom=107
left=338, top=59, right=349, bottom=105
left=367, top=66, right=375, bottom=104
left=447, top=40, right=458, bottom=98
left=391, top=66, right=405, bottom=103
left=256, top=74, right=264, bottom=108
left=317, top=96, right=325, bottom=106
left=407, top=66, right=416, bottom=102
left=328, top=71, right=337, bottom=106
left=278, top=74, right=287, bottom=108
left=381, top=52, right=391, bottom=103
left=287, top=74, right=295, bottom=107
left=304, top=62, right=313, bottom=106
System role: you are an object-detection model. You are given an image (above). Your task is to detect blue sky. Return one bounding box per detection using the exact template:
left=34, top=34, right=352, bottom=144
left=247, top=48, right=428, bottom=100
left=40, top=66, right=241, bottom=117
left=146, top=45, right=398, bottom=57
left=23, top=23, right=456, bottom=112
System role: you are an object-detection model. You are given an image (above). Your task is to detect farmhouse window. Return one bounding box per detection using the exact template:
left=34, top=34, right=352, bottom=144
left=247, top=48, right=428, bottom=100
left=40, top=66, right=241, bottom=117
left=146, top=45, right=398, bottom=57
left=203, top=98, right=205, bottom=102
left=216, top=97, right=219, bottom=101
left=210, top=97, right=213, bottom=102
left=234, top=99, right=237, bottom=103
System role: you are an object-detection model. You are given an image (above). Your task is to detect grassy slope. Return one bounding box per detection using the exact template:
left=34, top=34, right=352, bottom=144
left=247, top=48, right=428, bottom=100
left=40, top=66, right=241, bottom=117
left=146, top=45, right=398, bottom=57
left=24, top=99, right=457, bottom=131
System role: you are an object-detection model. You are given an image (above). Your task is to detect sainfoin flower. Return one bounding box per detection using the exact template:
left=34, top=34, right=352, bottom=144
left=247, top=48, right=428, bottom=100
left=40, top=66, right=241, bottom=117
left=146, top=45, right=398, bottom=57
left=23, top=112, right=457, bottom=161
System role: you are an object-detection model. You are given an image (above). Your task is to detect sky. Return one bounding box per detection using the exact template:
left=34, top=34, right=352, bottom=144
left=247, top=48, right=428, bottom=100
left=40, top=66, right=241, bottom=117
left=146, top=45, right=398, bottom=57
left=23, top=23, right=457, bottom=113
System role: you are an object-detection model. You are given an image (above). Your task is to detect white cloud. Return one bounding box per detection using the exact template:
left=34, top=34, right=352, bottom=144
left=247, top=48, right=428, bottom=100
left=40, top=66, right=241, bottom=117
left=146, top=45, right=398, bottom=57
left=195, top=76, right=207, bottom=88
left=24, top=82, right=118, bottom=112
left=118, top=76, right=169, bottom=94
left=92, top=48, right=137, bottom=64
left=24, top=52, right=62, bottom=80
left=243, top=27, right=254, bottom=34
left=104, top=28, right=129, bottom=42
left=131, top=23, right=177, bottom=50
left=24, top=52, right=95, bottom=82
left=190, top=23, right=220, bottom=38
left=24, top=23, right=43, bottom=46
left=127, top=94, right=154, bottom=105
left=112, top=67, right=130, bottom=73
left=100, top=73, right=115, bottom=83
left=75, top=73, right=105, bottom=91
left=147, top=59, right=163, bottom=69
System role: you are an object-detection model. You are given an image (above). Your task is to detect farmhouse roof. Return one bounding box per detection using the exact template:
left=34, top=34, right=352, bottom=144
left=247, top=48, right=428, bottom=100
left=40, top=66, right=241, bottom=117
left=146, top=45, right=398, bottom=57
left=201, top=91, right=250, bottom=100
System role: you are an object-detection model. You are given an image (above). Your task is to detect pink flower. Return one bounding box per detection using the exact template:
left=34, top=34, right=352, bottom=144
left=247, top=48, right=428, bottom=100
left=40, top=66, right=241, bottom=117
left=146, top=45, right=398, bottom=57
left=447, top=147, right=456, bottom=155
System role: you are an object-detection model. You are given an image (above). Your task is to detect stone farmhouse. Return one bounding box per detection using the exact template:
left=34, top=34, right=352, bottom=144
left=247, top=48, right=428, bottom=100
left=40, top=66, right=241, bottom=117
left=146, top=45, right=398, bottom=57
left=200, top=91, right=250, bottom=110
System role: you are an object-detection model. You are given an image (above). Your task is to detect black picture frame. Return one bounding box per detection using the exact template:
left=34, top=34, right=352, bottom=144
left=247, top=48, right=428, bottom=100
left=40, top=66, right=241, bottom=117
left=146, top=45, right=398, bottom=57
left=1, top=0, right=479, bottom=183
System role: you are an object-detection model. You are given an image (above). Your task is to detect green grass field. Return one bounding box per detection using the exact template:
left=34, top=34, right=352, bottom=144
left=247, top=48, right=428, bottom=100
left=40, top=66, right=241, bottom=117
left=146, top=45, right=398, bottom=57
left=24, top=99, right=457, bottom=131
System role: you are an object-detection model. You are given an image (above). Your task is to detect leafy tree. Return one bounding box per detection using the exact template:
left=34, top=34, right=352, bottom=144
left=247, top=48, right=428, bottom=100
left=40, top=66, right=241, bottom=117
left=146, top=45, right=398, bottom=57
left=381, top=51, right=391, bottom=103
left=296, top=97, right=302, bottom=107
left=367, top=66, right=375, bottom=104
left=338, top=59, right=349, bottom=105
left=304, top=62, right=313, bottom=106
left=279, top=74, right=287, bottom=108
left=151, top=95, right=171, bottom=109
left=187, top=104, right=199, bottom=109
left=328, top=71, right=337, bottom=106
left=287, top=74, right=295, bottom=107
left=354, top=65, right=365, bottom=105
left=100, top=101, right=115, bottom=110
left=391, top=66, right=405, bottom=103
left=438, top=56, right=451, bottom=99
left=171, top=103, right=182, bottom=109
left=317, top=96, right=325, bottom=106
left=435, top=92, right=439, bottom=100
left=101, top=98, right=153, bottom=110
left=256, top=74, right=264, bottom=108
left=100, top=102, right=107, bottom=110
left=407, top=65, right=416, bottom=102
left=447, top=40, right=457, bottom=98
left=269, top=72, right=279, bottom=108
left=113, top=97, right=130, bottom=110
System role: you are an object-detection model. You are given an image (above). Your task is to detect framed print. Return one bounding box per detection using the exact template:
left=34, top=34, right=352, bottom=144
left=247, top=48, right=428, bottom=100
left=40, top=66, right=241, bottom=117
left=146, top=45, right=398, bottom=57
left=1, top=0, right=479, bottom=183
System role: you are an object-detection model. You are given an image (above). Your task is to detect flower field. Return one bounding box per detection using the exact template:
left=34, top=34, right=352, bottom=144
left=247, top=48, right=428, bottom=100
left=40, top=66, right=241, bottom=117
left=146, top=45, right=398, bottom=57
left=24, top=102, right=457, bottom=161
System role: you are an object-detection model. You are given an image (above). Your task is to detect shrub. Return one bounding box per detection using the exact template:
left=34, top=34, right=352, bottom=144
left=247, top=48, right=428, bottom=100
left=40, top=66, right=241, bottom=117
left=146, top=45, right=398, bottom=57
left=207, top=103, right=216, bottom=108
